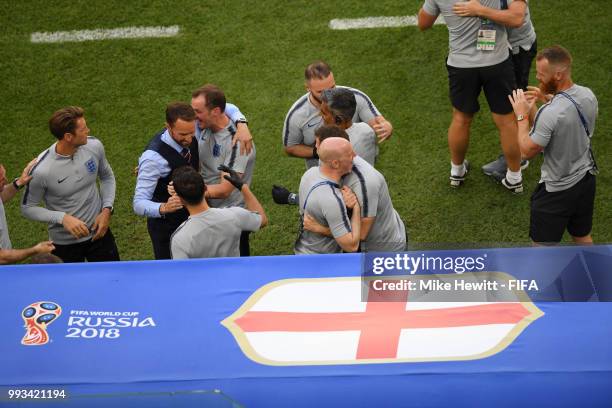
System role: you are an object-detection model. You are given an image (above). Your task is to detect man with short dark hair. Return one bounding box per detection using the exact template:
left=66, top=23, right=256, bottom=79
left=283, top=60, right=393, bottom=169
left=0, top=161, right=55, bottom=264
left=191, top=84, right=256, bottom=256
left=418, top=0, right=524, bottom=192
left=508, top=45, right=598, bottom=244
left=22, top=106, right=119, bottom=263
left=170, top=166, right=267, bottom=259
left=134, top=102, right=199, bottom=259
left=320, top=88, right=377, bottom=166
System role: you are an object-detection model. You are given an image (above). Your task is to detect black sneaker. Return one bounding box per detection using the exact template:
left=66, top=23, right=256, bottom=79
left=449, top=160, right=470, bottom=188
left=482, top=154, right=529, bottom=176
left=490, top=171, right=524, bottom=194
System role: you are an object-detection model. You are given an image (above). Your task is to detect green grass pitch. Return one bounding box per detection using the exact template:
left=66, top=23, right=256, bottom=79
left=1, top=0, right=610, bottom=260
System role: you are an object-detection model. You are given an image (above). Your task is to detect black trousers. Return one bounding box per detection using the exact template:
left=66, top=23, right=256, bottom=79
left=147, top=217, right=184, bottom=260
left=240, top=231, right=251, bottom=257
left=52, top=229, right=120, bottom=263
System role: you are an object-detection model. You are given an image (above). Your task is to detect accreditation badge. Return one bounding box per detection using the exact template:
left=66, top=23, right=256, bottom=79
left=476, top=19, right=496, bottom=51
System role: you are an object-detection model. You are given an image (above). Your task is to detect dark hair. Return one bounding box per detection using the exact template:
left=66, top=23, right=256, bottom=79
left=48, top=106, right=84, bottom=140
left=321, top=88, right=356, bottom=125
left=172, top=166, right=206, bottom=206
left=537, top=45, right=572, bottom=68
left=315, top=125, right=349, bottom=142
left=305, top=60, right=332, bottom=81
left=191, top=84, right=226, bottom=112
left=165, top=102, right=196, bottom=127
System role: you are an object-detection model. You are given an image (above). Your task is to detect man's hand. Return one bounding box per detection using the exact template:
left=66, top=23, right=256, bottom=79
left=33, top=241, right=55, bottom=254
left=525, top=85, right=552, bottom=104
left=62, top=214, right=90, bottom=239
left=303, top=213, right=330, bottom=236
left=160, top=195, right=183, bottom=214
left=91, top=208, right=112, bottom=241
left=341, top=186, right=359, bottom=210
left=232, top=122, right=253, bottom=155
left=508, top=89, right=535, bottom=117
left=453, top=0, right=483, bottom=17
left=371, top=117, right=393, bottom=143
left=16, top=158, right=37, bottom=188
left=219, top=164, right=244, bottom=191
left=167, top=181, right=176, bottom=196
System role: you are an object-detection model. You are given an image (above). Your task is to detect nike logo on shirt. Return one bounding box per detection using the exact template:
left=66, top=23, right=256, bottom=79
left=57, top=176, right=69, bottom=183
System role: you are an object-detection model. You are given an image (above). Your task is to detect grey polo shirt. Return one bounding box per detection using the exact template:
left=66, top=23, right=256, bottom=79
left=343, top=156, right=406, bottom=252
left=530, top=84, right=598, bottom=192
left=0, top=200, right=11, bottom=250
left=198, top=123, right=256, bottom=208
left=294, top=167, right=351, bottom=254
left=283, top=86, right=381, bottom=169
left=346, top=122, right=377, bottom=166
left=170, top=207, right=261, bottom=259
left=422, top=0, right=510, bottom=68
left=21, top=137, right=116, bottom=244
left=507, top=0, right=536, bottom=53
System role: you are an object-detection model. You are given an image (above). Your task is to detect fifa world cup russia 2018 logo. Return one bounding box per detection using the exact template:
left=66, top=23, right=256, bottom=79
left=21, top=302, right=62, bottom=346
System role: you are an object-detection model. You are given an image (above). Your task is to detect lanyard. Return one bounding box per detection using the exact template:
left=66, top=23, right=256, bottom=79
left=558, top=91, right=599, bottom=173
left=302, top=181, right=339, bottom=211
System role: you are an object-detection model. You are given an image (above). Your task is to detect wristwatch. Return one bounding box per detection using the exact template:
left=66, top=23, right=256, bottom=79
left=103, top=206, right=114, bottom=215
left=235, top=119, right=248, bottom=125
left=516, top=114, right=526, bottom=122
left=12, top=178, right=23, bottom=190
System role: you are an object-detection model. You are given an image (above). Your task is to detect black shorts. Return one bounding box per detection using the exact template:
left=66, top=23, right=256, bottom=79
left=447, top=56, right=516, bottom=115
left=530, top=172, right=596, bottom=243
left=511, top=40, right=537, bottom=90
left=52, top=229, right=120, bottom=263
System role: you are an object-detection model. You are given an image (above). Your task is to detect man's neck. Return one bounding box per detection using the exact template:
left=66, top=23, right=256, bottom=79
left=308, top=93, right=322, bottom=109
left=211, top=115, right=230, bottom=133
left=556, top=78, right=574, bottom=93
left=186, top=201, right=209, bottom=216
left=319, top=166, right=342, bottom=184
left=55, top=140, right=77, bottom=156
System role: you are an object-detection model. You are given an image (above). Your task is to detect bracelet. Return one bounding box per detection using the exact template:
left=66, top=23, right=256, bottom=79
left=12, top=178, right=23, bottom=190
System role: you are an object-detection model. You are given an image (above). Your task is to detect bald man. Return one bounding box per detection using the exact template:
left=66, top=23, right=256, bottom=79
left=294, top=138, right=361, bottom=254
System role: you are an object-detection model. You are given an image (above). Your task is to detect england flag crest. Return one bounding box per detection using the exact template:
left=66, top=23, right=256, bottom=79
left=222, top=274, right=544, bottom=365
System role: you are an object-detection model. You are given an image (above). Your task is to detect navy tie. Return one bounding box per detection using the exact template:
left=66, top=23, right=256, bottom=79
left=181, top=148, right=191, bottom=163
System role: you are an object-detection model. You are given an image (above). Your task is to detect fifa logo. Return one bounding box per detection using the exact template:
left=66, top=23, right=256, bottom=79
left=21, top=302, right=62, bottom=346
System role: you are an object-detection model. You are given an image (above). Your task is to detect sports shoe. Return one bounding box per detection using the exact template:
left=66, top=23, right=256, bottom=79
left=490, top=171, right=524, bottom=194
left=449, top=160, right=470, bottom=188
left=482, top=154, right=529, bottom=176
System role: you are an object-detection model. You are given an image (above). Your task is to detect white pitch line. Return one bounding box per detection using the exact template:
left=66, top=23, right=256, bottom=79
left=30, top=25, right=180, bottom=44
left=329, top=15, right=445, bottom=30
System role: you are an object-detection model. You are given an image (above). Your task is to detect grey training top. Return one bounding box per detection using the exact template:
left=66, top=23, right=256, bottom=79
left=283, top=85, right=381, bottom=169
left=170, top=207, right=261, bottom=259
left=0, top=200, right=11, bottom=250
left=346, top=122, right=378, bottom=166
left=507, top=0, right=536, bottom=53
left=422, top=0, right=510, bottom=68
left=294, top=167, right=351, bottom=254
left=198, top=122, right=256, bottom=208
left=530, top=84, right=598, bottom=192
left=21, top=137, right=116, bottom=244
left=343, top=156, right=406, bottom=252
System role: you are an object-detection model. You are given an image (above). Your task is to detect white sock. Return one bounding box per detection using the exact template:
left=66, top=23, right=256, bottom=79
left=451, top=161, right=466, bottom=177
left=506, top=168, right=522, bottom=184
